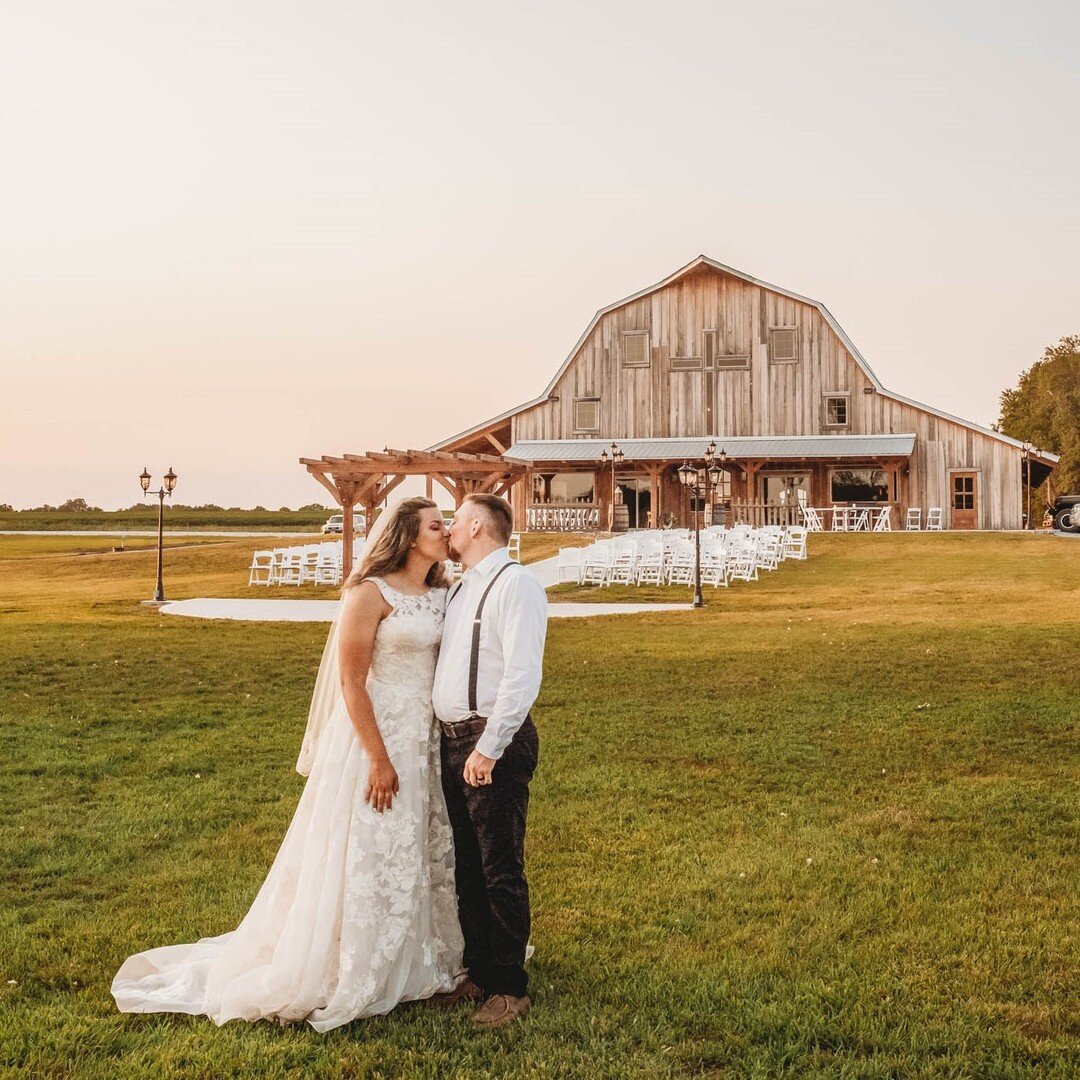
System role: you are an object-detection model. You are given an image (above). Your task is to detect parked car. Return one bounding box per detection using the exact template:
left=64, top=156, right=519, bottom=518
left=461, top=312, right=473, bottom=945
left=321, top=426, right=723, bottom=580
left=321, top=513, right=366, bottom=534
left=1047, top=495, right=1080, bottom=533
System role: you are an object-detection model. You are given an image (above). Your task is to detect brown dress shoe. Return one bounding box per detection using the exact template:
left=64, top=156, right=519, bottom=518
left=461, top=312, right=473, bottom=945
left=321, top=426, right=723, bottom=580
left=470, top=993, right=531, bottom=1027
left=427, top=977, right=484, bottom=1008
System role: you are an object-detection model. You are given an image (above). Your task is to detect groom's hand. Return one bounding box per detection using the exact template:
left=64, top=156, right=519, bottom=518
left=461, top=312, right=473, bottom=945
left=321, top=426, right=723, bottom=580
left=463, top=749, right=496, bottom=787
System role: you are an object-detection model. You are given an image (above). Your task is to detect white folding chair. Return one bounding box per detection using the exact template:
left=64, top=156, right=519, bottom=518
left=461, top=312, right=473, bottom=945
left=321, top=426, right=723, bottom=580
left=872, top=508, right=892, bottom=532
left=727, top=538, right=759, bottom=582
left=754, top=530, right=783, bottom=571
left=605, top=539, right=637, bottom=586
left=665, top=540, right=696, bottom=585
left=277, top=548, right=306, bottom=586
left=299, top=545, right=321, bottom=584
left=783, top=526, right=808, bottom=560
left=905, top=508, right=922, bottom=531
left=700, top=541, right=730, bottom=587
left=557, top=547, right=584, bottom=584
left=925, top=507, right=943, bottom=531
left=850, top=508, right=870, bottom=532
left=831, top=507, right=850, bottom=532
left=314, top=543, right=342, bottom=586
left=580, top=543, right=613, bottom=585
left=635, top=539, right=665, bottom=585
left=801, top=507, right=825, bottom=532
left=248, top=550, right=275, bottom=586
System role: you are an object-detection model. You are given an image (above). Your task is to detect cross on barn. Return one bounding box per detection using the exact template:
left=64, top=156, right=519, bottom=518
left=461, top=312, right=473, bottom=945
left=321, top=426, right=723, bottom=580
left=304, top=255, right=1058, bottom=565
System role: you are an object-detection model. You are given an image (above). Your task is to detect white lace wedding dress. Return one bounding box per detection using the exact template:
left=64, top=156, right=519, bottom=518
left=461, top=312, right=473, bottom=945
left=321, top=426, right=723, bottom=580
left=112, top=578, right=464, bottom=1031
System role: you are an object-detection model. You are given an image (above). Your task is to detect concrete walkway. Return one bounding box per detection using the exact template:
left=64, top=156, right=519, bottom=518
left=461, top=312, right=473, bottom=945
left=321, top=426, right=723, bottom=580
left=159, top=598, right=691, bottom=622
left=157, top=556, right=692, bottom=622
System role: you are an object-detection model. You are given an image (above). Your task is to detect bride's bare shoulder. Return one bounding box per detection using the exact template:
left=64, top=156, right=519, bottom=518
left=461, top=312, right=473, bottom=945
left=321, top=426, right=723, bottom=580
left=341, top=578, right=393, bottom=617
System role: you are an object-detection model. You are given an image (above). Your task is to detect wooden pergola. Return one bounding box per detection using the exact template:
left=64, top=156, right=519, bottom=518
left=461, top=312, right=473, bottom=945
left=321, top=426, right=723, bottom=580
left=300, top=448, right=526, bottom=579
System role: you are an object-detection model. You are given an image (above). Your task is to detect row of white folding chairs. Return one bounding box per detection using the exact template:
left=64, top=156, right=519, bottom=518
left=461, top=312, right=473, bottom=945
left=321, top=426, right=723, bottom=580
left=248, top=541, right=360, bottom=587
left=251, top=533, right=522, bottom=587
left=801, top=506, right=892, bottom=532
left=557, top=526, right=807, bottom=588
left=905, top=508, right=943, bottom=531
left=800, top=506, right=944, bottom=532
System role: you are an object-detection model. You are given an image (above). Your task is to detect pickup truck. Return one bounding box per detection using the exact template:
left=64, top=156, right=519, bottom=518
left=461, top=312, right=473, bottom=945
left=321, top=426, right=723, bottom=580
left=321, top=513, right=366, bottom=534
left=1046, top=495, right=1080, bottom=533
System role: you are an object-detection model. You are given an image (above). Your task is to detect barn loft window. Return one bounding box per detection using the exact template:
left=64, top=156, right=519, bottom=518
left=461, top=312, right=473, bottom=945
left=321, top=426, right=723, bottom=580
left=769, top=326, right=799, bottom=363
left=824, top=394, right=849, bottom=427
left=573, top=397, right=601, bottom=433
left=704, top=329, right=749, bottom=369
left=621, top=331, right=650, bottom=368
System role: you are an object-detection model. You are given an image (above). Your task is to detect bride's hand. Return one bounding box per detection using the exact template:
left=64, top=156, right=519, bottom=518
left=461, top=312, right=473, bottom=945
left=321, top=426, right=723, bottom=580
left=365, top=756, right=399, bottom=813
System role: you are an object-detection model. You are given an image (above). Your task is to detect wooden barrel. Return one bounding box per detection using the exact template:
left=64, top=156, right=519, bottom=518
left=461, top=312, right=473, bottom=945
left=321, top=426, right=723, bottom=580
left=612, top=504, right=630, bottom=532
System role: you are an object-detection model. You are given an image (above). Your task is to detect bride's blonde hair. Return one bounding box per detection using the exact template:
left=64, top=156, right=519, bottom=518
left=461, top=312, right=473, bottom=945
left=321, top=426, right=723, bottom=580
left=342, top=497, right=450, bottom=592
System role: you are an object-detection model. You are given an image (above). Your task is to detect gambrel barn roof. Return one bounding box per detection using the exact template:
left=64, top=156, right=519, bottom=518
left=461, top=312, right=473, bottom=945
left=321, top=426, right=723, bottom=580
left=430, top=255, right=1059, bottom=464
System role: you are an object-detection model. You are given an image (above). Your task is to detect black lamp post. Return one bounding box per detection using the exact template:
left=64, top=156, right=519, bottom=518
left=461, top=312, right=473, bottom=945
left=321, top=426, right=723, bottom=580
left=599, top=442, right=625, bottom=532
left=139, top=466, right=178, bottom=601
left=1021, top=444, right=1033, bottom=530
left=677, top=441, right=723, bottom=608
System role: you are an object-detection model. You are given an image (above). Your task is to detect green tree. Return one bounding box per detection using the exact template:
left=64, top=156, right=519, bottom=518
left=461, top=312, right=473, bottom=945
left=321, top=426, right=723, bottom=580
left=998, top=335, right=1080, bottom=517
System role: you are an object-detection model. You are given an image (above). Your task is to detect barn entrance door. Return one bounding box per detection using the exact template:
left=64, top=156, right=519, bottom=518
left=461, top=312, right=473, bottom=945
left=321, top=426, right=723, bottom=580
left=617, top=478, right=651, bottom=528
left=950, top=472, right=978, bottom=529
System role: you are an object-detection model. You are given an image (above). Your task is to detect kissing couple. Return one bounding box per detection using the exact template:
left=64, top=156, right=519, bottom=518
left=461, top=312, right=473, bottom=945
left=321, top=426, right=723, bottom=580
left=113, top=494, right=548, bottom=1030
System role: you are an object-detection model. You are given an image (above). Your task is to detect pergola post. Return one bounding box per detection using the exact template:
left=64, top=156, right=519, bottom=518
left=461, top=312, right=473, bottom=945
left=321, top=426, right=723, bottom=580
left=646, top=465, right=662, bottom=529
left=334, top=480, right=360, bottom=582
left=511, top=472, right=528, bottom=532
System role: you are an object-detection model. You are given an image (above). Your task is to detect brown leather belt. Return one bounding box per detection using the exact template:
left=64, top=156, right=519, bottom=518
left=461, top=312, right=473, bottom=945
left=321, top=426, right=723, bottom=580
left=439, top=716, right=488, bottom=739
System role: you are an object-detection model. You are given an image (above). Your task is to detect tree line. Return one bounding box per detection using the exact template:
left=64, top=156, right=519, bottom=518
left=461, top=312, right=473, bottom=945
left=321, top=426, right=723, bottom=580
left=997, top=334, right=1080, bottom=519
left=0, top=500, right=333, bottom=514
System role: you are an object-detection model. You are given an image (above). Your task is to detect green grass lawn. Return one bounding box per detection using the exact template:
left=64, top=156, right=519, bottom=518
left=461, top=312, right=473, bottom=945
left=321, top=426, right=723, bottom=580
left=0, top=533, right=1077, bottom=1077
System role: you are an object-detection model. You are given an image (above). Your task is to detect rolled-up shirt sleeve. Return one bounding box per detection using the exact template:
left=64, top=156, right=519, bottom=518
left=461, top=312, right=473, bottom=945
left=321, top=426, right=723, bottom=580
left=476, top=572, right=548, bottom=760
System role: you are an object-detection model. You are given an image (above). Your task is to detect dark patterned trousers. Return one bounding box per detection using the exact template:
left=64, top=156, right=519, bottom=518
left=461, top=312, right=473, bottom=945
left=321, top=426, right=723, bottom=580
left=440, top=716, right=538, bottom=998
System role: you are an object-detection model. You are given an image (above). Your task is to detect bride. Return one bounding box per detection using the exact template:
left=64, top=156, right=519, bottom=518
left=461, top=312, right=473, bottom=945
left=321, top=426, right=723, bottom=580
left=112, top=498, right=465, bottom=1030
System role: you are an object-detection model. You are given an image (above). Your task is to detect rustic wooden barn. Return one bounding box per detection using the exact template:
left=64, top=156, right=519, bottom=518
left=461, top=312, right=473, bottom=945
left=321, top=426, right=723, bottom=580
left=423, top=256, right=1058, bottom=532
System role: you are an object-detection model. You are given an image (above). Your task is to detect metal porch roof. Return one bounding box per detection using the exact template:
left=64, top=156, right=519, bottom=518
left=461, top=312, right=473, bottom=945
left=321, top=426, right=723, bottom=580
left=504, top=434, right=918, bottom=463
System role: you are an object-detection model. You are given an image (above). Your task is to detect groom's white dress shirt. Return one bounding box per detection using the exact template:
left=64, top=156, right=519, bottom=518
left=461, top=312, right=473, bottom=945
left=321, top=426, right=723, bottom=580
left=433, top=546, right=548, bottom=761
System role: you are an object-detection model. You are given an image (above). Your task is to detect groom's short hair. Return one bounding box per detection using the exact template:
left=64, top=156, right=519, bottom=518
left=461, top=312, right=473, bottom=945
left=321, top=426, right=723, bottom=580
left=463, top=494, right=513, bottom=545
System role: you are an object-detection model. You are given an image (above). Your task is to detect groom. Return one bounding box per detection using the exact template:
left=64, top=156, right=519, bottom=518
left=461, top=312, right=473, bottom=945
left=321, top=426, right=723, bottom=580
left=432, top=493, right=548, bottom=1028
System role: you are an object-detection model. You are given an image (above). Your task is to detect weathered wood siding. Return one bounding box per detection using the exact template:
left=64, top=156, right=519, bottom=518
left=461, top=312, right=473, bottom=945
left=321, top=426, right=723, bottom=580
left=510, top=265, right=1022, bottom=528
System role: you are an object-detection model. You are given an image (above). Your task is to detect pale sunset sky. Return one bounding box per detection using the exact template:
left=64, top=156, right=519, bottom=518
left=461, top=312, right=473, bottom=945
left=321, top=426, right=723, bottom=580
left=2, top=1, right=1077, bottom=509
